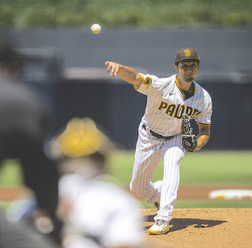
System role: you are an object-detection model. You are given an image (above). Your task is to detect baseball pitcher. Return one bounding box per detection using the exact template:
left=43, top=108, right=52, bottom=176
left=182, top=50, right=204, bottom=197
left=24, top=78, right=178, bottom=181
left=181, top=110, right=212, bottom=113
left=105, top=47, right=212, bottom=235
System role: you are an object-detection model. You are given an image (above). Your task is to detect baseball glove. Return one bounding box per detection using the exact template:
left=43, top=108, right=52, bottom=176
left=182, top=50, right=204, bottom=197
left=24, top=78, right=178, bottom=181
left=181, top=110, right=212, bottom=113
left=181, top=113, right=197, bottom=152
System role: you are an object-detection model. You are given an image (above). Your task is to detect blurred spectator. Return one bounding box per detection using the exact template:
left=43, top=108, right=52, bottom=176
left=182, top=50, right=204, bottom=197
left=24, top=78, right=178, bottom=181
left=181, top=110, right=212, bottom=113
left=50, top=117, right=147, bottom=248
left=0, top=208, right=60, bottom=248
left=0, top=33, right=61, bottom=243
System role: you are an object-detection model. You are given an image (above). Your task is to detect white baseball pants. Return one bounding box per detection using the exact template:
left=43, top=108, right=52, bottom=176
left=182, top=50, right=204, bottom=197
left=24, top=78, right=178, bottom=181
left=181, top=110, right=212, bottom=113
left=130, top=123, right=185, bottom=222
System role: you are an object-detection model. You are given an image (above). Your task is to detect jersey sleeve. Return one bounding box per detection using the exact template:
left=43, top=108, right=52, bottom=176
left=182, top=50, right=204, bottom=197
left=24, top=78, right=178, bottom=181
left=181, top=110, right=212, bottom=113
left=135, top=73, right=164, bottom=96
left=195, top=92, right=212, bottom=126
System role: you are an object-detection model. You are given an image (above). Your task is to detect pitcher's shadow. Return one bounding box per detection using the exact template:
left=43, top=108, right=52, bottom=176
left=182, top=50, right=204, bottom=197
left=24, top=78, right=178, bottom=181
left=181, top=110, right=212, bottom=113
left=144, top=214, right=227, bottom=233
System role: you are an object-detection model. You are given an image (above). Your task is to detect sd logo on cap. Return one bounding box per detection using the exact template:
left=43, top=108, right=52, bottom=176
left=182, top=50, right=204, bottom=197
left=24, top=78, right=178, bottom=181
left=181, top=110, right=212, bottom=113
left=174, top=48, right=200, bottom=64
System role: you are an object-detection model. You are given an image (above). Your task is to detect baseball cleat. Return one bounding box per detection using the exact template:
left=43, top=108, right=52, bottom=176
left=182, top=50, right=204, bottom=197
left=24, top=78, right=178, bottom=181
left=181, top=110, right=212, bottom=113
left=155, top=180, right=163, bottom=190
left=149, top=219, right=170, bottom=235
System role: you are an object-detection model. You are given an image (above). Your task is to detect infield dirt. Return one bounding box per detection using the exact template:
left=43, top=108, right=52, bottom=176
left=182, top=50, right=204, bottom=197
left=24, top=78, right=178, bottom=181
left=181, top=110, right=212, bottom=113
left=1, top=186, right=252, bottom=248
left=142, top=208, right=252, bottom=248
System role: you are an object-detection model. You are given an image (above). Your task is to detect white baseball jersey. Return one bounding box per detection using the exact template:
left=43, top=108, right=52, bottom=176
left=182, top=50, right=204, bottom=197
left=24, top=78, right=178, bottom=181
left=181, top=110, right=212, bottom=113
left=136, top=73, right=212, bottom=136
left=59, top=174, right=145, bottom=248
left=130, top=73, right=212, bottom=223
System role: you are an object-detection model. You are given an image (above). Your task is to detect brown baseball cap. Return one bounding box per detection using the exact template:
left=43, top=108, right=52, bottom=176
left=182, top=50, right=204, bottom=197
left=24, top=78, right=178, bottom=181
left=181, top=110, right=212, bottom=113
left=174, top=48, right=200, bottom=64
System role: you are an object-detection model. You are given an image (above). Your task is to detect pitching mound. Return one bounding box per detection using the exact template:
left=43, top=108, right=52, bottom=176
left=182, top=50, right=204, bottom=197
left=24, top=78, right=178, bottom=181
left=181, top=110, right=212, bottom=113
left=142, top=208, right=252, bottom=248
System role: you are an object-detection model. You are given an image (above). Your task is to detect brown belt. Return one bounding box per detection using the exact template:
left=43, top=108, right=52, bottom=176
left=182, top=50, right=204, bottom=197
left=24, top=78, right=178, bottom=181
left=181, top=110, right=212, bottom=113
left=142, top=124, right=175, bottom=140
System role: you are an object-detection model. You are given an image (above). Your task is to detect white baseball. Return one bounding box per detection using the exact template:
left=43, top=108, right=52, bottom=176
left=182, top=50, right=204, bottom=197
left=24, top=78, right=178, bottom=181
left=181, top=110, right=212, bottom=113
left=91, top=24, right=101, bottom=34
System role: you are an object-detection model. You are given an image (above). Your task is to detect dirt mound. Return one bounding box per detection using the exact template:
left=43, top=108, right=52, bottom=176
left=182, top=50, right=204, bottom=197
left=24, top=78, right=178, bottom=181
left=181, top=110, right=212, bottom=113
left=142, top=208, right=252, bottom=248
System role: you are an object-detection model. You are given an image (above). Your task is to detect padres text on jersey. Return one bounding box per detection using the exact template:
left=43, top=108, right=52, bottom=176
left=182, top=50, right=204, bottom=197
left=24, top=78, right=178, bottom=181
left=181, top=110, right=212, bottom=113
left=158, top=101, right=201, bottom=119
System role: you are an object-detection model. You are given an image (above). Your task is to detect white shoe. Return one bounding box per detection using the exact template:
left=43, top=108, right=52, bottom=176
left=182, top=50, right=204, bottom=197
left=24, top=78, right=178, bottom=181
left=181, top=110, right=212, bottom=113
left=149, top=219, right=170, bottom=235
left=154, top=180, right=163, bottom=191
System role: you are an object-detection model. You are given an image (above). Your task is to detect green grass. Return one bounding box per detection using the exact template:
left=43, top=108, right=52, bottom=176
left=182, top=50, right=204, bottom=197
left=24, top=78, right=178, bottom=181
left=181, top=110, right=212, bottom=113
left=141, top=200, right=252, bottom=209
left=1, top=150, right=252, bottom=209
left=180, top=151, right=252, bottom=185
left=1, top=150, right=252, bottom=187
left=108, top=150, right=252, bottom=208
left=108, top=150, right=252, bottom=186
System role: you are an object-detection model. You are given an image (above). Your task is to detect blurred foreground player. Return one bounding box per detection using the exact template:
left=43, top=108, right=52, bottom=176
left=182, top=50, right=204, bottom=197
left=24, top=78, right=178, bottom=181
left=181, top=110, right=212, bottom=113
left=0, top=34, right=61, bottom=242
left=50, top=117, right=146, bottom=248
